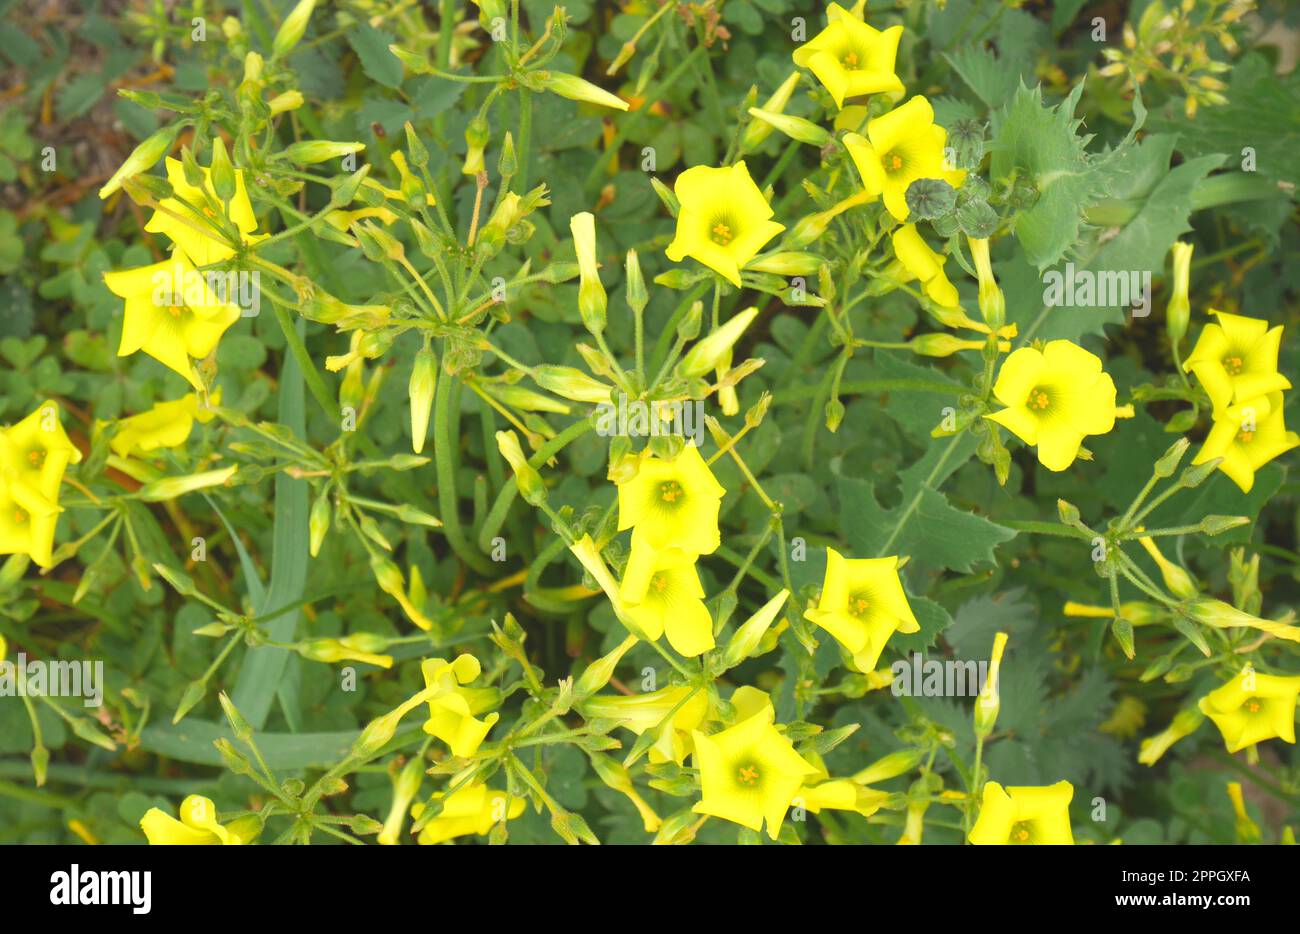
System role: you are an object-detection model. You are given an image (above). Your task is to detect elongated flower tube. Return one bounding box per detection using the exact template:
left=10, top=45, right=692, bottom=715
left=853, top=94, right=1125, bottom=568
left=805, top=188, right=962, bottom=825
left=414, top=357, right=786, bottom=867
left=99, top=124, right=180, bottom=199
left=665, top=162, right=784, bottom=287
left=974, top=631, right=1008, bottom=738
left=408, top=345, right=437, bottom=454
left=1198, top=666, right=1300, bottom=753
left=969, top=781, right=1074, bottom=845
left=1138, top=705, right=1205, bottom=766
left=844, top=96, right=965, bottom=221
left=968, top=235, right=1006, bottom=331
left=804, top=547, right=920, bottom=673
left=984, top=340, right=1118, bottom=472
left=679, top=307, right=759, bottom=379
left=791, top=2, right=904, bottom=109
left=1182, top=597, right=1300, bottom=643
left=378, top=756, right=425, bottom=846
left=1136, top=535, right=1198, bottom=599
left=1183, top=310, right=1289, bottom=412
left=889, top=224, right=958, bottom=308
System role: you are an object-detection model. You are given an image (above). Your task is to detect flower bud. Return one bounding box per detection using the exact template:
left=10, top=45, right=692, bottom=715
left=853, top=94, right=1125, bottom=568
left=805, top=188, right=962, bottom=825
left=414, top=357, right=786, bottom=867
left=208, top=136, right=236, bottom=204
left=409, top=345, right=438, bottom=454
left=379, top=756, right=425, bottom=845
left=272, top=0, right=315, bottom=59
left=721, top=589, right=789, bottom=669
left=539, top=72, right=630, bottom=111
left=678, top=307, right=758, bottom=378
left=741, top=71, right=801, bottom=151
left=967, top=236, right=1006, bottom=332
left=973, top=631, right=1008, bottom=738
left=908, top=333, right=990, bottom=357
left=746, top=107, right=831, bottom=147
left=746, top=251, right=821, bottom=276
left=496, top=430, right=546, bottom=505
left=530, top=365, right=611, bottom=404
left=852, top=747, right=926, bottom=785
left=137, top=466, right=237, bottom=501
left=463, top=115, right=489, bottom=175
left=99, top=124, right=180, bottom=198
left=570, top=212, right=607, bottom=336
left=282, top=140, right=366, bottom=164
left=268, top=90, right=304, bottom=115
left=575, top=634, right=638, bottom=698
left=1166, top=241, right=1192, bottom=346
left=625, top=249, right=648, bottom=316
left=309, top=487, right=331, bottom=556
left=1136, top=535, right=1198, bottom=600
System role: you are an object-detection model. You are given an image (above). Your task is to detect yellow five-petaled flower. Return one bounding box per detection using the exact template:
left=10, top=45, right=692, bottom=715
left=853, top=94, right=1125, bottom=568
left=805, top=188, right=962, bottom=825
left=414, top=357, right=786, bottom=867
left=791, top=2, right=904, bottom=109
left=1183, top=310, right=1289, bottom=413
left=1198, top=666, right=1300, bottom=754
left=985, top=340, right=1118, bottom=472
left=0, top=401, right=81, bottom=568
left=617, top=443, right=726, bottom=557
left=692, top=687, right=818, bottom=839
left=665, top=162, right=785, bottom=288
left=804, top=547, right=920, bottom=673
left=968, top=780, right=1074, bottom=845
left=844, top=96, right=965, bottom=222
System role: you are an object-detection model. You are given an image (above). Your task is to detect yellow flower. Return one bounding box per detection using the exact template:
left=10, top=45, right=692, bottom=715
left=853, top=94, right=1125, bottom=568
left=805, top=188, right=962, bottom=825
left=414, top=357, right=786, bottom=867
left=985, top=340, right=1118, bottom=472
left=0, top=400, right=81, bottom=502
left=791, top=2, right=904, bottom=109
left=617, top=443, right=726, bottom=557
left=413, top=782, right=525, bottom=845
left=103, top=254, right=242, bottom=389
left=968, top=781, right=1074, bottom=845
left=843, top=96, right=966, bottom=221
left=691, top=688, right=817, bottom=839
left=581, top=685, right=708, bottom=765
left=420, top=654, right=500, bottom=758
left=139, top=794, right=260, bottom=845
left=620, top=537, right=716, bottom=657
left=1183, top=310, right=1289, bottom=413
left=889, top=224, right=959, bottom=308
left=1198, top=666, right=1300, bottom=754
left=108, top=391, right=219, bottom=459
left=665, top=161, right=785, bottom=287
left=145, top=157, right=262, bottom=267
left=1192, top=392, right=1298, bottom=493
left=0, top=401, right=81, bottom=569
left=803, top=547, right=920, bottom=673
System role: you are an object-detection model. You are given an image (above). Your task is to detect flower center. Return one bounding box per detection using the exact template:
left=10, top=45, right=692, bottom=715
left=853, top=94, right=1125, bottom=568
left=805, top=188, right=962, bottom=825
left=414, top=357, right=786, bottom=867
left=1028, top=388, right=1051, bottom=411
left=1238, top=429, right=1254, bottom=444
left=736, top=763, right=761, bottom=786
left=27, top=449, right=45, bottom=468
left=167, top=304, right=183, bottom=318
left=1010, top=821, right=1033, bottom=843
left=881, top=151, right=904, bottom=173
left=1222, top=355, right=1243, bottom=375
left=650, top=573, right=668, bottom=594
left=659, top=480, right=684, bottom=505
left=710, top=222, right=734, bottom=246
left=848, top=591, right=872, bottom=619
left=13, top=508, right=28, bottom=525
left=842, top=50, right=860, bottom=69
left=1245, top=698, right=1262, bottom=714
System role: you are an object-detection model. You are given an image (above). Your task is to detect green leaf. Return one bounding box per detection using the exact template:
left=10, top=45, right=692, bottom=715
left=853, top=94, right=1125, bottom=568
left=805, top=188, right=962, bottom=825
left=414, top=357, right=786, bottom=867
left=989, top=82, right=1108, bottom=270
left=138, top=720, right=358, bottom=769
left=346, top=23, right=403, bottom=89
left=1012, top=136, right=1222, bottom=342
left=230, top=321, right=310, bottom=730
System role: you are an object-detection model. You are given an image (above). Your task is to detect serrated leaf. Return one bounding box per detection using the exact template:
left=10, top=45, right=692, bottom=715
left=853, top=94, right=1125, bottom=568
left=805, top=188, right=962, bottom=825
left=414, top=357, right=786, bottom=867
left=346, top=23, right=403, bottom=89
